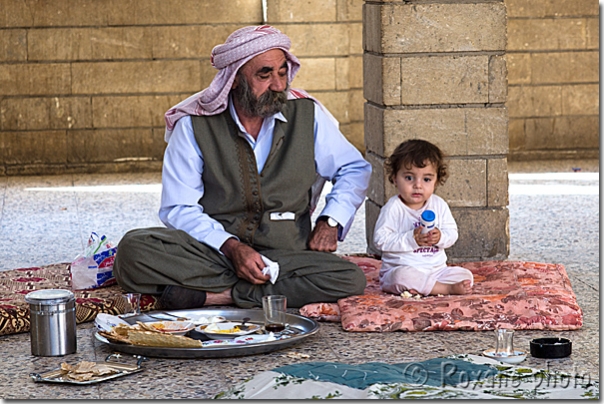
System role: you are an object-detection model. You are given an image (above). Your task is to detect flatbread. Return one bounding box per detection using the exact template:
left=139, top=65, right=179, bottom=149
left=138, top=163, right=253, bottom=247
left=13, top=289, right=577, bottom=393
left=126, top=330, right=203, bottom=348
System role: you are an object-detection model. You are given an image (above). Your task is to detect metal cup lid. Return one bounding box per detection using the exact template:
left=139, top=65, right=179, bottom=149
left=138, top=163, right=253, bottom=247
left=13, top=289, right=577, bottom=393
left=25, top=289, right=75, bottom=304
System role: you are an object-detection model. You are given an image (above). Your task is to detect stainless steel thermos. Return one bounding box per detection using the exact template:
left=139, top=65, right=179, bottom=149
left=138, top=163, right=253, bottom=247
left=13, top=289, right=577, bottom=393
left=25, top=289, right=77, bottom=356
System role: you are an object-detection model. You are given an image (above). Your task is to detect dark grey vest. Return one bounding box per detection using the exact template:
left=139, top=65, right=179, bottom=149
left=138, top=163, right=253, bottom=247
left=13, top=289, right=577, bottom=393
left=192, top=98, right=316, bottom=251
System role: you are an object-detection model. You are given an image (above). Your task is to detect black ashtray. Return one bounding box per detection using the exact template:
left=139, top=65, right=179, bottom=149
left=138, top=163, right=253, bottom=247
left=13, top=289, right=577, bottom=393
left=530, top=337, right=572, bottom=358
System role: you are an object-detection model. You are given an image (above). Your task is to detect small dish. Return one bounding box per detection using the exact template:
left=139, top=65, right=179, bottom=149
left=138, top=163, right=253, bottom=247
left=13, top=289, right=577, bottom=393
left=233, top=334, right=278, bottom=345
left=483, top=349, right=527, bottom=365
left=192, top=315, right=227, bottom=326
left=95, top=313, right=130, bottom=332
left=196, top=321, right=261, bottom=339
left=143, top=321, right=195, bottom=336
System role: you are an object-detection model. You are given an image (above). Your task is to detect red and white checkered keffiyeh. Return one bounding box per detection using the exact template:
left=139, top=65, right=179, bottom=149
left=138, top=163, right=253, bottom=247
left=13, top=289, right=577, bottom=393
left=164, top=25, right=323, bottom=142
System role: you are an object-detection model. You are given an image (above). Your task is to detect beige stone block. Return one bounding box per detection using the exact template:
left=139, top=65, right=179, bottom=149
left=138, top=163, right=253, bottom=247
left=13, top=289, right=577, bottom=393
left=466, top=107, right=509, bottom=155
left=508, top=118, right=526, bottom=152
left=379, top=3, right=506, bottom=53
left=2, top=131, right=67, bottom=165
left=152, top=25, right=238, bottom=59
left=506, top=0, right=599, bottom=18
left=400, top=56, right=489, bottom=105
left=72, top=61, right=200, bottom=94
left=311, top=91, right=349, bottom=124
left=488, top=55, right=507, bottom=103
left=292, top=58, right=336, bottom=91
left=364, top=199, right=382, bottom=256
left=0, top=64, right=71, bottom=96
left=335, top=58, right=350, bottom=90
left=364, top=103, right=385, bottom=155
left=92, top=95, right=184, bottom=128
left=0, top=97, right=92, bottom=131
left=507, top=53, right=531, bottom=85
left=487, top=158, right=509, bottom=207
left=0, top=0, right=108, bottom=28
left=381, top=109, right=465, bottom=157
left=508, top=19, right=587, bottom=51
left=524, top=116, right=600, bottom=151
left=28, top=27, right=152, bottom=61
left=507, top=85, right=562, bottom=118
left=107, top=0, right=262, bottom=25
left=586, top=17, right=599, bottom=49
left=562, top=84, right=599, bottom=116
left=0, top=29, right=27, bottom=62
left=267, top=0, right=337, bottom=22
left=348, top=89, right=364, bottom=123
left=340, top=121, right=365, bottom=153
left=68, top=128, right=164, bottom=163
left=276, top=24, right=350, bottom=57
left=448, top=207, right=509, bottom=261
left=349, top=55, right=363, bottom=89
left=363, top=54, right=400, bottom=106
left=337, top=0, right=363, bottom=21
left=437, top=159, right=486, bottom=208
left=348, top=22, right=363, bottom=55
left=531, top=52, right=599, bottom=84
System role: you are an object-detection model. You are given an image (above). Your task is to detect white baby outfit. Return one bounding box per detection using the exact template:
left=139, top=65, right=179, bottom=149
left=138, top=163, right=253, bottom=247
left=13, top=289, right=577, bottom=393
left=373, top=194, right=473, bottom=296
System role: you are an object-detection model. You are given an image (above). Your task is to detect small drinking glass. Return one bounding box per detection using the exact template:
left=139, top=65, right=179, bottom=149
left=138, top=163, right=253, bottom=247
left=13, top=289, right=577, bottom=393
left=121, top=293, right=141, bottom=317
left=495, top=329, right=515, bottom=357
left=262, top=295, right=287, bottom=333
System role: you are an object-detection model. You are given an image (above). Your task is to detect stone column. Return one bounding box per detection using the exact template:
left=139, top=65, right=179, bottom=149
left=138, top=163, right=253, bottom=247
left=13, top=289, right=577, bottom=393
left=364, top=0, right=509, bottom=261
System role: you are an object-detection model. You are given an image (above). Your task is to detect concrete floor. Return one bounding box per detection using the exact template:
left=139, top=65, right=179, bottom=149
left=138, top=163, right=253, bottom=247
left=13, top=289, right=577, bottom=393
left=0, top=159, right=599, bottom=399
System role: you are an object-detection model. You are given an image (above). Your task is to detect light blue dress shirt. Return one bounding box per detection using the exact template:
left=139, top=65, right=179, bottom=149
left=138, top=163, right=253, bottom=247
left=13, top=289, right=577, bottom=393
left=160, top=98, right=371, bottom=252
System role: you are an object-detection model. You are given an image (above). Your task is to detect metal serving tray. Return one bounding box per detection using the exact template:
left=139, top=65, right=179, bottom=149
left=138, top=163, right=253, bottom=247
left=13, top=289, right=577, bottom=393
left=30, top=354, right=146, bottom=385
left=94, top=308, right=320, bottom=359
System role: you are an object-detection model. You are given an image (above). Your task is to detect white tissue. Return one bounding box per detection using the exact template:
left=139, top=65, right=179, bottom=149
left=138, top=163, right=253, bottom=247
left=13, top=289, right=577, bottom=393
left=261, top=255, right=280, bottom=284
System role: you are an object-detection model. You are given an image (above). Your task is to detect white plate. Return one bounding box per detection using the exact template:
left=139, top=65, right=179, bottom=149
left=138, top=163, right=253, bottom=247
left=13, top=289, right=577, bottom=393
left=143, top=321, right=195, bottom=336
left=196, top=321, right=261, bottom=339
left=94, top=313, right=130, bottom=332
left=483, top=349, right=527, bottom=364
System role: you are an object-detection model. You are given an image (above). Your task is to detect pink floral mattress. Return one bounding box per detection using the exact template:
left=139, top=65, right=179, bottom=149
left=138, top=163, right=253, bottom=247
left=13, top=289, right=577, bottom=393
left=299, top=256, right=583, bottom=332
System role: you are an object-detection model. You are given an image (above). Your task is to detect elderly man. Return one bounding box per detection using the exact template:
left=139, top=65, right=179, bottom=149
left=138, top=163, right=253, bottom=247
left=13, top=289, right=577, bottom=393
left=113, top=25, right=371, bottom=309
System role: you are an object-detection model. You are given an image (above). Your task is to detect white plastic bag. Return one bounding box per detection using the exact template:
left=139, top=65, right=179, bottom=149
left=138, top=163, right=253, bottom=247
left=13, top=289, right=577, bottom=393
left=70, top=232, right=117, bottom=290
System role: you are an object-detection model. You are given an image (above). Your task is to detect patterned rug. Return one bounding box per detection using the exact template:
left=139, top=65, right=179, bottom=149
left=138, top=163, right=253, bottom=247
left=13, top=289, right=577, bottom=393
left=299, top=256, right=583, bottom=332
left=0, top=263, right=159, bottom=336
left=0, top=256, right=583, bottom=336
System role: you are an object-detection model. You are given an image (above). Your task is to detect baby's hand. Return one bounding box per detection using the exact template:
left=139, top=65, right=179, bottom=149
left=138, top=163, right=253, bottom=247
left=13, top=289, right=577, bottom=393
left=427, top=228, right=441, bottom=245
left=413, top=227, right=441, bottom=246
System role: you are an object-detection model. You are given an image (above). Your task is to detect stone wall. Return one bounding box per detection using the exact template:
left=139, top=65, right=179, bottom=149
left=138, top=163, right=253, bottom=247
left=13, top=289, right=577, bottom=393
left=506, top=0, right=599, bottom=160
left=0, top=0, right=364, bottom=175
left=0, top=0, right=598, bottom=176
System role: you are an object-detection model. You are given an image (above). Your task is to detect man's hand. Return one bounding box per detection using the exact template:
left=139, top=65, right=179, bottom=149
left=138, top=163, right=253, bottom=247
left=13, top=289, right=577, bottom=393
left=220, top=238, right=270, bottom=284
left=308, top=219, right=338, bottom=252
left=413, top=227, right=441, bottom=246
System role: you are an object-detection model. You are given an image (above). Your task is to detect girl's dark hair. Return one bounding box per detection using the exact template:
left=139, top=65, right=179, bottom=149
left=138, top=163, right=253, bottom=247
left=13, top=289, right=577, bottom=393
left=385, top=139, right=448, bottom=186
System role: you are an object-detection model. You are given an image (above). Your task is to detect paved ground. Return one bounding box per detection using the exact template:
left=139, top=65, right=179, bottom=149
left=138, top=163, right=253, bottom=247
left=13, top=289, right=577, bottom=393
left=0, top=159, right=599, bottom=399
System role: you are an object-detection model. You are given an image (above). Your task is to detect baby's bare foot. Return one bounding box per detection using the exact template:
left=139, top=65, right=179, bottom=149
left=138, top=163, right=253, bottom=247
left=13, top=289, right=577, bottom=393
left=448, top=280, right=472, bottom=295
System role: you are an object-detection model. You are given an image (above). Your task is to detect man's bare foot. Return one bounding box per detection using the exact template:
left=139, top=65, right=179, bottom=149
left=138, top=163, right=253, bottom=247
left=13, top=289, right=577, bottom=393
left=205, top=289, right=234, bottom=305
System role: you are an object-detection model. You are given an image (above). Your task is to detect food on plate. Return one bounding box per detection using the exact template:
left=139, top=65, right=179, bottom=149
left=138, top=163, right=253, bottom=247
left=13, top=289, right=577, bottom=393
left=60, top=361, right=119, bottom=381
left=126, top=330, right=203, bottom=348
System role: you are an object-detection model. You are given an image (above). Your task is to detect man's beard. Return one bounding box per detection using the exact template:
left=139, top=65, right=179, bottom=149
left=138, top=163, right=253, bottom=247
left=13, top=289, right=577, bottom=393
left=232, top=74, right=289, bottom=118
